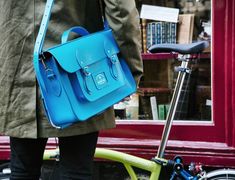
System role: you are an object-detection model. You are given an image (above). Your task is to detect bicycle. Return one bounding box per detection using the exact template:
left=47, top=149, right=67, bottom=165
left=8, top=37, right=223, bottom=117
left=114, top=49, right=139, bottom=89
left=1, top=41, right=235, bottom=179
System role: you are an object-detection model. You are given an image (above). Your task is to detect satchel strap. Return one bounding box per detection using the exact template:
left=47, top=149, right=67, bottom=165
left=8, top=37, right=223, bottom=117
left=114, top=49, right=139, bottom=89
left=34, top=0, right=54, bottom=58
left=33, top=0, right=54, bottom=92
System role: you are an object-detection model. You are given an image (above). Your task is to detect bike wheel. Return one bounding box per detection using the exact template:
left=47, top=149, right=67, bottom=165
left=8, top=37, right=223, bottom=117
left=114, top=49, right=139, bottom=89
left=0, top=163, right=10, bottom=180
left=200, top=169, right=235, bottom=180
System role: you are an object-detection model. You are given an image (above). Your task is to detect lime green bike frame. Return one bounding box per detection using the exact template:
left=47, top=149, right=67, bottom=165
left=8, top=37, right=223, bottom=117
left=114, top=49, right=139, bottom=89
left=43, top=147, right=168, bottom=180
left=95, top=148, right=168, bottom=180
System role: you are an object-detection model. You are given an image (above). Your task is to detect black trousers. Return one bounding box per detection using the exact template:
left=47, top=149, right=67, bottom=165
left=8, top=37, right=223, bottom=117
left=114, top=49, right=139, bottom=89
left=9, top=132, right=98, bottom=180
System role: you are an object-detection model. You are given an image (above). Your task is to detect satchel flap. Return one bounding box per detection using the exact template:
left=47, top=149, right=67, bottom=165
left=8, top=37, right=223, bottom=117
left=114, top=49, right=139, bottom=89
left=46, top=29, right=119, bottom=73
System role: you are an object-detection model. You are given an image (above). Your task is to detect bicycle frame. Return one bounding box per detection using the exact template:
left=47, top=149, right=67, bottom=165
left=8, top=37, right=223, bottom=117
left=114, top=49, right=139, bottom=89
left=95, top=148, right=165, bottom=180
left=43, top=54, right=197, bottom=180
left=43, top=147, right=166, bottom=180
left=44, top=147, right=200, bottom=180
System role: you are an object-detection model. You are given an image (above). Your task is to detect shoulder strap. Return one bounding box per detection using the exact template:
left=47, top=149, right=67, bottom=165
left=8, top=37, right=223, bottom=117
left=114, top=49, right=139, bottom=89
left=99, top=0, right=105, bottom=25
left=34, top=0, right=54, bottom=58
left=33, top=0, right=54, bottom=92
left=98, top=0, right=109, bottom=30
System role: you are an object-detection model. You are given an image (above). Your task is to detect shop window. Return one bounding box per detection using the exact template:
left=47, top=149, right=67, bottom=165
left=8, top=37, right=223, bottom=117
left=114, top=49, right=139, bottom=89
left=114, top=0, right=212, bottom=122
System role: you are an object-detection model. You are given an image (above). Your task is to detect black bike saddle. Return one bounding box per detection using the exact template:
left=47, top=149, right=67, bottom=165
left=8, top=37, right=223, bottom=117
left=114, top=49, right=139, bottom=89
left=148, top=41, right=209, bottom=54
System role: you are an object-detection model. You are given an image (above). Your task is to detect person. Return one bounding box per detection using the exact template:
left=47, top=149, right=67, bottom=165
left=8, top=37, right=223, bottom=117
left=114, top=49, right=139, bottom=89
left=0, top=0, right=143, bottom=179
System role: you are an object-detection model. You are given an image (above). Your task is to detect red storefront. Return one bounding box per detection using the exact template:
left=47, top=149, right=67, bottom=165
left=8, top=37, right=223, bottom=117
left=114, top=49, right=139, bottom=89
left=0, top=0, right=235, bottom=170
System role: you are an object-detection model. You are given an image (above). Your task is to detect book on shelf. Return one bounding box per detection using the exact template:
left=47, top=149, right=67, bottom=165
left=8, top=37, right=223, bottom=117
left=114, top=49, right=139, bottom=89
left=171, top=22, right=177, bottom=43
left=150, top=96, right=159, bottom=120
left=158, top=104, right=170, bottom=120
left=177, top=14, right=195, bottom=44
left=156, top=22, right=161, bottom=44
left=145, top=21, right=177, bottom=50
left=158, top=104, right=165, bottom=120
left=141, top=19, right=148, bottom=53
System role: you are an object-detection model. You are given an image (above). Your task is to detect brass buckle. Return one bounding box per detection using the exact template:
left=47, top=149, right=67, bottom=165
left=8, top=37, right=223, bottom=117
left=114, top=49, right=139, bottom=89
left=40, top=53, right=48, bottom=70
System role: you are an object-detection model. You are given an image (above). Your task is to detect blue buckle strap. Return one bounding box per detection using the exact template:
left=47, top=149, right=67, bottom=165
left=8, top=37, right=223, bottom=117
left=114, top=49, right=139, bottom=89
left=34, top=0, right=54, bottom=56
left=33, top=0, right=54, bottom=92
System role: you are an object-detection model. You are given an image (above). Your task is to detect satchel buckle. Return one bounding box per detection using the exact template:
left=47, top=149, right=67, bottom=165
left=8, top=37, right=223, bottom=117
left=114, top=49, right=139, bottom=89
left=40, top=53, right=48, bottom=70
left=46, top=69, right=55, bottom=79
left=39, top=53, right=56, bottom=80
left=82, top=66, right=91, bottom=76
left=110, top=55, right=118, bottom=64
left=106, top=49, right=118, bottom=64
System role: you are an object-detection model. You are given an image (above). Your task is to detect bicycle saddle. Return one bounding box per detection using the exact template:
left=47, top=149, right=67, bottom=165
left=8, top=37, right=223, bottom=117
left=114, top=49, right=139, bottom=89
left=148, top=41, right=209, bottom=54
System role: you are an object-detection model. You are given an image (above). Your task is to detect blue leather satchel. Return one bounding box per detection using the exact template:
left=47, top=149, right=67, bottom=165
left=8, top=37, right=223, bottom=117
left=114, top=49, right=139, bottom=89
left=33, top=0, right=136, bottom=129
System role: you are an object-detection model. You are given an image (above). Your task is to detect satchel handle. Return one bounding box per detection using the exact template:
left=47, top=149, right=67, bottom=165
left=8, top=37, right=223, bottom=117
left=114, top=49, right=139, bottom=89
left=61, top=26, right=90, bottom=44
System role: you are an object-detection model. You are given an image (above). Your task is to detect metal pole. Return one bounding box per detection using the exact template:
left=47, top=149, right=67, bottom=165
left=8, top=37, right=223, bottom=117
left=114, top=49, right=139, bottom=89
left=157, top=59, right=189, bottom=158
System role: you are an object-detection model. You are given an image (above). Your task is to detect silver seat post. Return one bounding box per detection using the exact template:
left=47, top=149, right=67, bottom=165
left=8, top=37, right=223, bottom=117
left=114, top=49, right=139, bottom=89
left=157, top=54, right=191, bottom=158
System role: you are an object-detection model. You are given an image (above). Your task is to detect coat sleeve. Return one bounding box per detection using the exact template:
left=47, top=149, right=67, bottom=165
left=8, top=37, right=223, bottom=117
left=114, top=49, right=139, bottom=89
left=103, top=0, right=143, bottom=85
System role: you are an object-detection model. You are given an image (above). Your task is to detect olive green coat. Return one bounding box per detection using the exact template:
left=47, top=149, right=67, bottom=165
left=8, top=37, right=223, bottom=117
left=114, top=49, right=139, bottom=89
left=0, top=0, right=143, bottom=138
